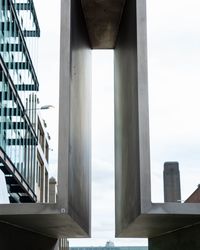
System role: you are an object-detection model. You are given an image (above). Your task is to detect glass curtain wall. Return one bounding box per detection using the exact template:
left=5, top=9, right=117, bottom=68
left=0, top=0, right=40, bottom=202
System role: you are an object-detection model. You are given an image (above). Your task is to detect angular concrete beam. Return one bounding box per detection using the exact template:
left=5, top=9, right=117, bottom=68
left=57, top=0, right=91, bottom=236
left=1, top=0, right=200, bottom=241
left=0, top=221, right=58, bottom=250
left=114, top=0, right=151, bottom=237
left=114, top=0, right=200, bottom=239
left=81, top=0, right=126, bottom=49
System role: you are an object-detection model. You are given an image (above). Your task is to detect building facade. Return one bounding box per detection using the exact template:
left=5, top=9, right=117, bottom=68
left=70, top=246, right=148, bottom=250
left=35, top=113, right=50, bottom=203
left=0, top=0, right=49, bottom=203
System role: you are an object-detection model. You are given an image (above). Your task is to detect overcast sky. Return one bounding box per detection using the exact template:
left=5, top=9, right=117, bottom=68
left=34, top=0, right=200, bottom=247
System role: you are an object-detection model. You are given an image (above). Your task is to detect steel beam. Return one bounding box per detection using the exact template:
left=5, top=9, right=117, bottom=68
left=57, top=0, right=91, bottom=235
left=114, top=0, right=200, bottom=239
left=114, top=0, right=151, bottom=236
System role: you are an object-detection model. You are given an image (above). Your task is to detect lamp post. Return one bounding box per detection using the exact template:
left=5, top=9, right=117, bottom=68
left=25, top=105, right=55, bottom=112
left=39, top=105, right=55, bottom=110
left=23, top=105, right=55, bottom=119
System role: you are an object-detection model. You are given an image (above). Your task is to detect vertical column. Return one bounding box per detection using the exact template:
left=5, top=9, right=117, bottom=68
left=114, top=0, right=151, bottom=235
left=58, top=0, right=91, bottom=235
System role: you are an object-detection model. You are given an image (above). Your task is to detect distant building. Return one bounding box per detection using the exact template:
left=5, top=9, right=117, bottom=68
left=0, top=0, right=40, bottom=203
left=59, top=238, right=69, bottom=250
left=49, top=176, right=57, bottom=203
left=185, top=184, right=200, bottom=203
left=0, top=0, right=51, bottom=203
left=70, top=246, right=148, bottom=250
left=35, top=114, right=50, bottom=203
left=163, top=162, right=181, bottom=202
left=105, top=241, right=115, bottom=247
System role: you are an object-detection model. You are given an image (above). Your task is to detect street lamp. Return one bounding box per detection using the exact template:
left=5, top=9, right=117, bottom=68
left=25, top=105, right=55, bottom=112
left=23, top=105, right=54, bottom=115
left=39, top=105, right=55, bottom=110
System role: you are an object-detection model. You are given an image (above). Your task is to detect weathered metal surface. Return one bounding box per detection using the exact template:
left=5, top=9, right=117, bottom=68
left=114, top=0, right=200, bottom=238
left=114, top=0, right=151, bottom=237
left=0, top=221, right=58, bottom=250
left=0, top=203, right=88, bottom=238
left=57, top=0, right=91, bottom=235
left=117, top=203, right=200, bottom=238
left=149, top=222, right=200, bottom=250
left=81, top=0, right=126, bottom=48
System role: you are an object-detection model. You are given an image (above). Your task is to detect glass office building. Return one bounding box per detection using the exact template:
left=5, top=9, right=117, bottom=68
left=0, top=0, right=40, bottom=203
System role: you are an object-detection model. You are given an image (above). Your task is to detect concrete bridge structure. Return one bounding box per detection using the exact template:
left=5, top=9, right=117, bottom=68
left=1, top=0, right=200, bottom=249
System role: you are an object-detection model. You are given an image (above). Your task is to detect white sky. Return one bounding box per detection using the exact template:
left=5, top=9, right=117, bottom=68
left=0, top=171, right=9, bottom=203
left=34, top=0, right=200, bottom=247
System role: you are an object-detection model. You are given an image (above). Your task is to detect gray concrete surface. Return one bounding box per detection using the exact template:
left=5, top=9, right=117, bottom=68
left=58, top=0, right=91, bottom=236
left=116, top=203, right=200, bottom=237
left=0, top=203, right=88, bottom=238
left=114, top=0, right=151, bottom=237
left=68, top=0, right=92, bottom=234
left=149, top=222, right=200, bottom=250
left=0, top=221, right=58, bottom=250
left=81, top=0, right=126, bottom=48
left=1, top=0, right=200, bottom=242
left=114, top=0, right=200, bottom=238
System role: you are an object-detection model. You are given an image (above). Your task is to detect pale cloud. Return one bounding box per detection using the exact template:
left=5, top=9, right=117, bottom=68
left=147, top=0, right=200, bottom=202
left=34, top=0, right=60, bottom=179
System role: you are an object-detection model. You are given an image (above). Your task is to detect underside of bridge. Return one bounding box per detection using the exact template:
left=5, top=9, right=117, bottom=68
left=81, top=0, right=126, bottom=48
